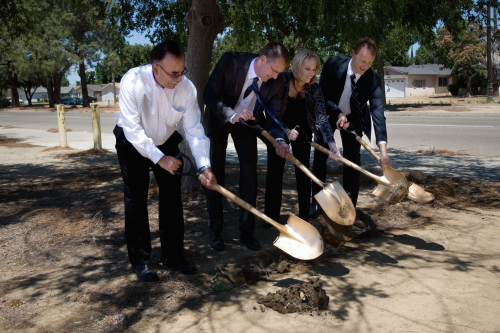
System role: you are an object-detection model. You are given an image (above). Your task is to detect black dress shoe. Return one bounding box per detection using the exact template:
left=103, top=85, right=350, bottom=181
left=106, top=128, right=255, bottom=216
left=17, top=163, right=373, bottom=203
left=309, top=201, right=322, bottom=219
left=165, top=257, right=197, bottom=275
left=210, top=232, right=225, bottom=251
left=239, top=234, right=261, bottom=251
left=131, top=264, right=159, bottom=282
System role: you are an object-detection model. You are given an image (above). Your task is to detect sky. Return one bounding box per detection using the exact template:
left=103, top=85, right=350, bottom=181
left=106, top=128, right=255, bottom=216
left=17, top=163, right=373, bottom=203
left=66, top=30, right=152, bottom=85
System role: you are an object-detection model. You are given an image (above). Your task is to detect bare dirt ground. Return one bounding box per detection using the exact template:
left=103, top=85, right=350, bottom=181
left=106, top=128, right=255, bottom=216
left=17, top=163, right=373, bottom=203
left=1, top=136, right=500, bottom=332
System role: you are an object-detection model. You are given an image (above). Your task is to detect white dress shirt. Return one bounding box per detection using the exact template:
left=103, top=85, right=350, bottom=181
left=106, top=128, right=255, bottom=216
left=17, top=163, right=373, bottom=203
left=338, top=60, right=386, bottom=146
left=338, top=59, right=361, bottom=116
left=116, top=64, right=210, bottom=169
left=230, top=58, right=262, bottom=123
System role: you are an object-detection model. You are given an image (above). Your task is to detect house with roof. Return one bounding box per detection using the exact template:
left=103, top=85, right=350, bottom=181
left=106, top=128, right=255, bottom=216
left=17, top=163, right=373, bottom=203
left=383, top=64, right=454, bottom=98
left=15, top=85, right=79, bottom=102
left=76, top=83, right=120, bottom=102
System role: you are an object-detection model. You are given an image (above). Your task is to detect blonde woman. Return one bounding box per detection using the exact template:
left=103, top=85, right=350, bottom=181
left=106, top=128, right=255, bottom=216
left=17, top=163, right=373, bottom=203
left=264, top=49, right=339, bottom=224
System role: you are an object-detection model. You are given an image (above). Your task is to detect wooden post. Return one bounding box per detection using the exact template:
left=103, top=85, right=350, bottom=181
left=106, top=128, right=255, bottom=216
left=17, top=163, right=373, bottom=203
left=91, top=103, right=102, bottom=150
left=56, top=104, right=68, bottom=148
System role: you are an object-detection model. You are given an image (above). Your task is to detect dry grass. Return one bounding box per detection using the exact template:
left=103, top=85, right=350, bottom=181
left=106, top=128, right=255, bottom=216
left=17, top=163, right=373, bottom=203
left=42, top=146, right=76, bottom=151
left=414, top=149, right=470, bottom=156
left=1, top=137, right=499, bottom=331
left=47, top=128, right=73, bottom=133
left=64, top=148, right=112, bottom=157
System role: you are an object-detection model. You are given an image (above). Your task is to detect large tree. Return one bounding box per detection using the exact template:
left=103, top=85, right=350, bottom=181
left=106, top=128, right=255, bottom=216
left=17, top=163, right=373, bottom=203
left=436, top=25, right=487, bottom=97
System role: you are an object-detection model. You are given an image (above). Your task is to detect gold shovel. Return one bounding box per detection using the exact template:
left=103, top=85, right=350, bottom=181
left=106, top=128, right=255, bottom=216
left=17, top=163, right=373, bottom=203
left=341, top=129, right=434, bottom=203
left=311, top=142, right=409, bottom=204
left=241, top=121, right=356, bottom=226
left=175, top=153, right=323, bottom=260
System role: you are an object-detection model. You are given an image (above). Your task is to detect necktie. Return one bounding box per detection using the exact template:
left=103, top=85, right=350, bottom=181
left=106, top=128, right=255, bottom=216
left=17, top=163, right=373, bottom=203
left=349, top=74, right=366, bottom=132
left=243, top=77, right=259, bottom=99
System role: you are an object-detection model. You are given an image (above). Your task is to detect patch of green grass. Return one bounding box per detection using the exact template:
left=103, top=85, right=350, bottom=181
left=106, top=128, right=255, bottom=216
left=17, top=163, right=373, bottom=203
left=211, top=261, right=229, bottom=291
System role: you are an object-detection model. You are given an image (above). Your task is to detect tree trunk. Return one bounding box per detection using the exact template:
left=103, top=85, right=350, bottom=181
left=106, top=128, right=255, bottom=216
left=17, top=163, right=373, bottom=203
left=46, top=76, right=55, bottom=107
left=112, top=65, right=116, bottom=105
left=79, top=61, right=90, bottom=107
left=52, top=71, right=63, bottom=104
left=7, top=61, right=20, bottom=107
left=180, top=0, right=225, bottom=193
left=376, top=51, right=386, bottom=105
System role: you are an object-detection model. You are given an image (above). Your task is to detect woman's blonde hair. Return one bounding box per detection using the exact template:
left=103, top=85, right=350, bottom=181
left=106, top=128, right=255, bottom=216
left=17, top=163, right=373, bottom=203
left=292, top=48, right=321, bottom=84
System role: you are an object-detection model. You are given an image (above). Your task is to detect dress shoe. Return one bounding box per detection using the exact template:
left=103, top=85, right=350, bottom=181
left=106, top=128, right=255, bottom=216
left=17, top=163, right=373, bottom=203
left=165, top=257, right=197, bottom=275
left=239, top=234, right=261, bottom=251
left=131, top=264, right=159, bottom=282
left=210, top=232, right=225, bottom=251
left=309, top=201, right=322, bottom=219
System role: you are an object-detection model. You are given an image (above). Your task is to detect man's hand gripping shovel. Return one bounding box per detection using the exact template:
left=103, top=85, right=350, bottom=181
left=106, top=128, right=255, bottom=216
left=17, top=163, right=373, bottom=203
left=174, top=152, right=324, bottom=260
left=341, top=128, right=434, bottom=203
left=240, top=120, right=356, bottom=227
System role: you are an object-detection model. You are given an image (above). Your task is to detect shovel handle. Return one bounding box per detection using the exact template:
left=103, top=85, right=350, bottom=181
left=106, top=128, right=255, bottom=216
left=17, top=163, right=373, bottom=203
left=341, top=128, right=380, bottom=161
left=355, top=137, right=380, bottom=161
left=310, top=142, right=391, bottom=187
left=197, top=173, right=301, bottom=241
left=260, top=130, right=326, bottom=189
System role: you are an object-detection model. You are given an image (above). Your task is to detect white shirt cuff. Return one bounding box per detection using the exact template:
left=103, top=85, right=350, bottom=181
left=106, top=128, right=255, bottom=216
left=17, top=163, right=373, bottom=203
left=151, top=150, right=165, bottom=165
left=377, top=141, right=387, bottom=146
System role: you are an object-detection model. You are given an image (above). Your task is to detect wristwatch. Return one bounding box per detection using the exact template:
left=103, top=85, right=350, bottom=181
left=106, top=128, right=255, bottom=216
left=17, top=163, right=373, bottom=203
left=198, top=165, right=211, bottom=173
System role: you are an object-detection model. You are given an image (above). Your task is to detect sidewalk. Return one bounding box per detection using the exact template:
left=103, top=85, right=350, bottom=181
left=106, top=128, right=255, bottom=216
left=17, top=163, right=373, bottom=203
left=1, top=126, right=499, bottom=182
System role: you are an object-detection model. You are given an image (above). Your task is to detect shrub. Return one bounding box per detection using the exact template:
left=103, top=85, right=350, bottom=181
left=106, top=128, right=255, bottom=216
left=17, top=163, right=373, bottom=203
left=448, top=84, right=459, bottom=96
left=0, top=99, right=11, bottom=107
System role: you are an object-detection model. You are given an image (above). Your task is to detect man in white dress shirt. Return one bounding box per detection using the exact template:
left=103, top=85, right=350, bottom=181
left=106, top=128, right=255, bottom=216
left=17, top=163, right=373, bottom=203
left=114, top=40, right=216, bottom=282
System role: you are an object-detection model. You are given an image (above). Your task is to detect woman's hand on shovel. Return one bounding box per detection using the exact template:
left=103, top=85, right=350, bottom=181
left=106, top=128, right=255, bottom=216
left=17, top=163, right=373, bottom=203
left=275, top=141, right=290, bottom=160
left=200, top=168, right=217, bottom=190
left=327, top=142, right=341, bottom=162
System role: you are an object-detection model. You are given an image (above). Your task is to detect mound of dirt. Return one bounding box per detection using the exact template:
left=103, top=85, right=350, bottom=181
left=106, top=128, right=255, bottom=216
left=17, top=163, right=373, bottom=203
left=257, top=277, right=329, bottom=314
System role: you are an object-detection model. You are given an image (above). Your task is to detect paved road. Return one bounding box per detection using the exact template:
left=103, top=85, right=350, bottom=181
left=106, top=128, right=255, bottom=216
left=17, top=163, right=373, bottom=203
left=1, top=110, right=500, bottom=182
left=2, top=110, right=499, bottom=156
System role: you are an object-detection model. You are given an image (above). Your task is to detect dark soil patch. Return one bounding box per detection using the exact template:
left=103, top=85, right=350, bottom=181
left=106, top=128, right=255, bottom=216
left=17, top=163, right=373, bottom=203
left=414, top=149, right=470, bottom=156
left=64, top=148, right=112, bottom=157
left=257, top=277, right=329, bottom=314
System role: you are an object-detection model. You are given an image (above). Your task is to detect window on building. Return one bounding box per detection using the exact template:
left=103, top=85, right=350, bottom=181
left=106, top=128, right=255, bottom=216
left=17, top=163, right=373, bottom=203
left=438, top=77, right=449, bottom=87
left=414, top=79, right=423, bottom=87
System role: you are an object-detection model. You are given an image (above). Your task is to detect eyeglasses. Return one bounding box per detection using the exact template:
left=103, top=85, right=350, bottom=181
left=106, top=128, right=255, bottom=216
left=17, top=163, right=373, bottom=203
left=270, top=64, right=282, bottom=75
left=155, top=63, right=188, bottom=80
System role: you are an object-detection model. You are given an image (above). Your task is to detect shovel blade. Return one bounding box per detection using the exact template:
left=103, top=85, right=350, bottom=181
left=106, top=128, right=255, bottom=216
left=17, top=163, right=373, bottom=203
left=273, top=214, right=323, bottom=260
left=408, top=182, right=435, bottom=203
left=372, top=166, right=409, bottom=204
left=314, top=181, right=356, bottom=225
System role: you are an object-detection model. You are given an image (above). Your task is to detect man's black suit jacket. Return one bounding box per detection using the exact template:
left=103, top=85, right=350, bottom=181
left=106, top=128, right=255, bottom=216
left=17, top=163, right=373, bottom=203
left=202, top=52, right=286, bottom=138
left=319, top=55, right=387, bottom=143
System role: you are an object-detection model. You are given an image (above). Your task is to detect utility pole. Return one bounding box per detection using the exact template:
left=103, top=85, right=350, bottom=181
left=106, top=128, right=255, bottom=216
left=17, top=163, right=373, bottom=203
left=487, top=5, right=493, bottom=100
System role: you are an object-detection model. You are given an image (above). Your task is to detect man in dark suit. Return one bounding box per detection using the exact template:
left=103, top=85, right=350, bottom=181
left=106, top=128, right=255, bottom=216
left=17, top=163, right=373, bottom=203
left=203, top=42, right=290, bottom=251
left=310, top=38, right=390, bottom=216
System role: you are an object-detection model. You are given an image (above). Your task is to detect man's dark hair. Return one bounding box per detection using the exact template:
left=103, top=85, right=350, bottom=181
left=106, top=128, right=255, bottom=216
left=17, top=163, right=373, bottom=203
left=353, top=38, right=377, bottom=56
left=150, top=40, right=184, bottom=64
left=259, top=42, right=290, bottom=65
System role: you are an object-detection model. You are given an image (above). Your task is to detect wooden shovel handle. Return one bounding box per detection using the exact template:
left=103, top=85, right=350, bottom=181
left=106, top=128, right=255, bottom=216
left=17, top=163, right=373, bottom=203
left=355, top=136, right=380, bottom=161
left=260, top=130, right=326, bottom=189
left=198, top=173, right=296, bottom=238
left=310, top=142, right=391, bottom=187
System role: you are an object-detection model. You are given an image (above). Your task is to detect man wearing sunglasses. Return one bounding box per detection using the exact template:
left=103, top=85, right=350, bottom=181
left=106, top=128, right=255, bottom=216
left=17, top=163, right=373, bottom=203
left=310, top=38, right=390, bottom=217
left=203, top=42, right=290, bottom=252
left=114, top=40, right=216, bottom=282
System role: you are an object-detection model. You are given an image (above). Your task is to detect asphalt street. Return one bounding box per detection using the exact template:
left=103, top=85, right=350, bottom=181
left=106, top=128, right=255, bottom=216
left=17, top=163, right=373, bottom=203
left=1, top=110, right=499, bottom=156
left=1, top=109, right=500, bottom=181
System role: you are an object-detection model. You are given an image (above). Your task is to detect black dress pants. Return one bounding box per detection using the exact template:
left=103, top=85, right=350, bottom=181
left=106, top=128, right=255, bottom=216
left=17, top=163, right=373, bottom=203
left=205, top=122, right=258, bottom=237
left=312, top=129, right=361, bottom=207
left=114, top=125, right=184, bottom=266
left=265, top=141, right=312, bottom=222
